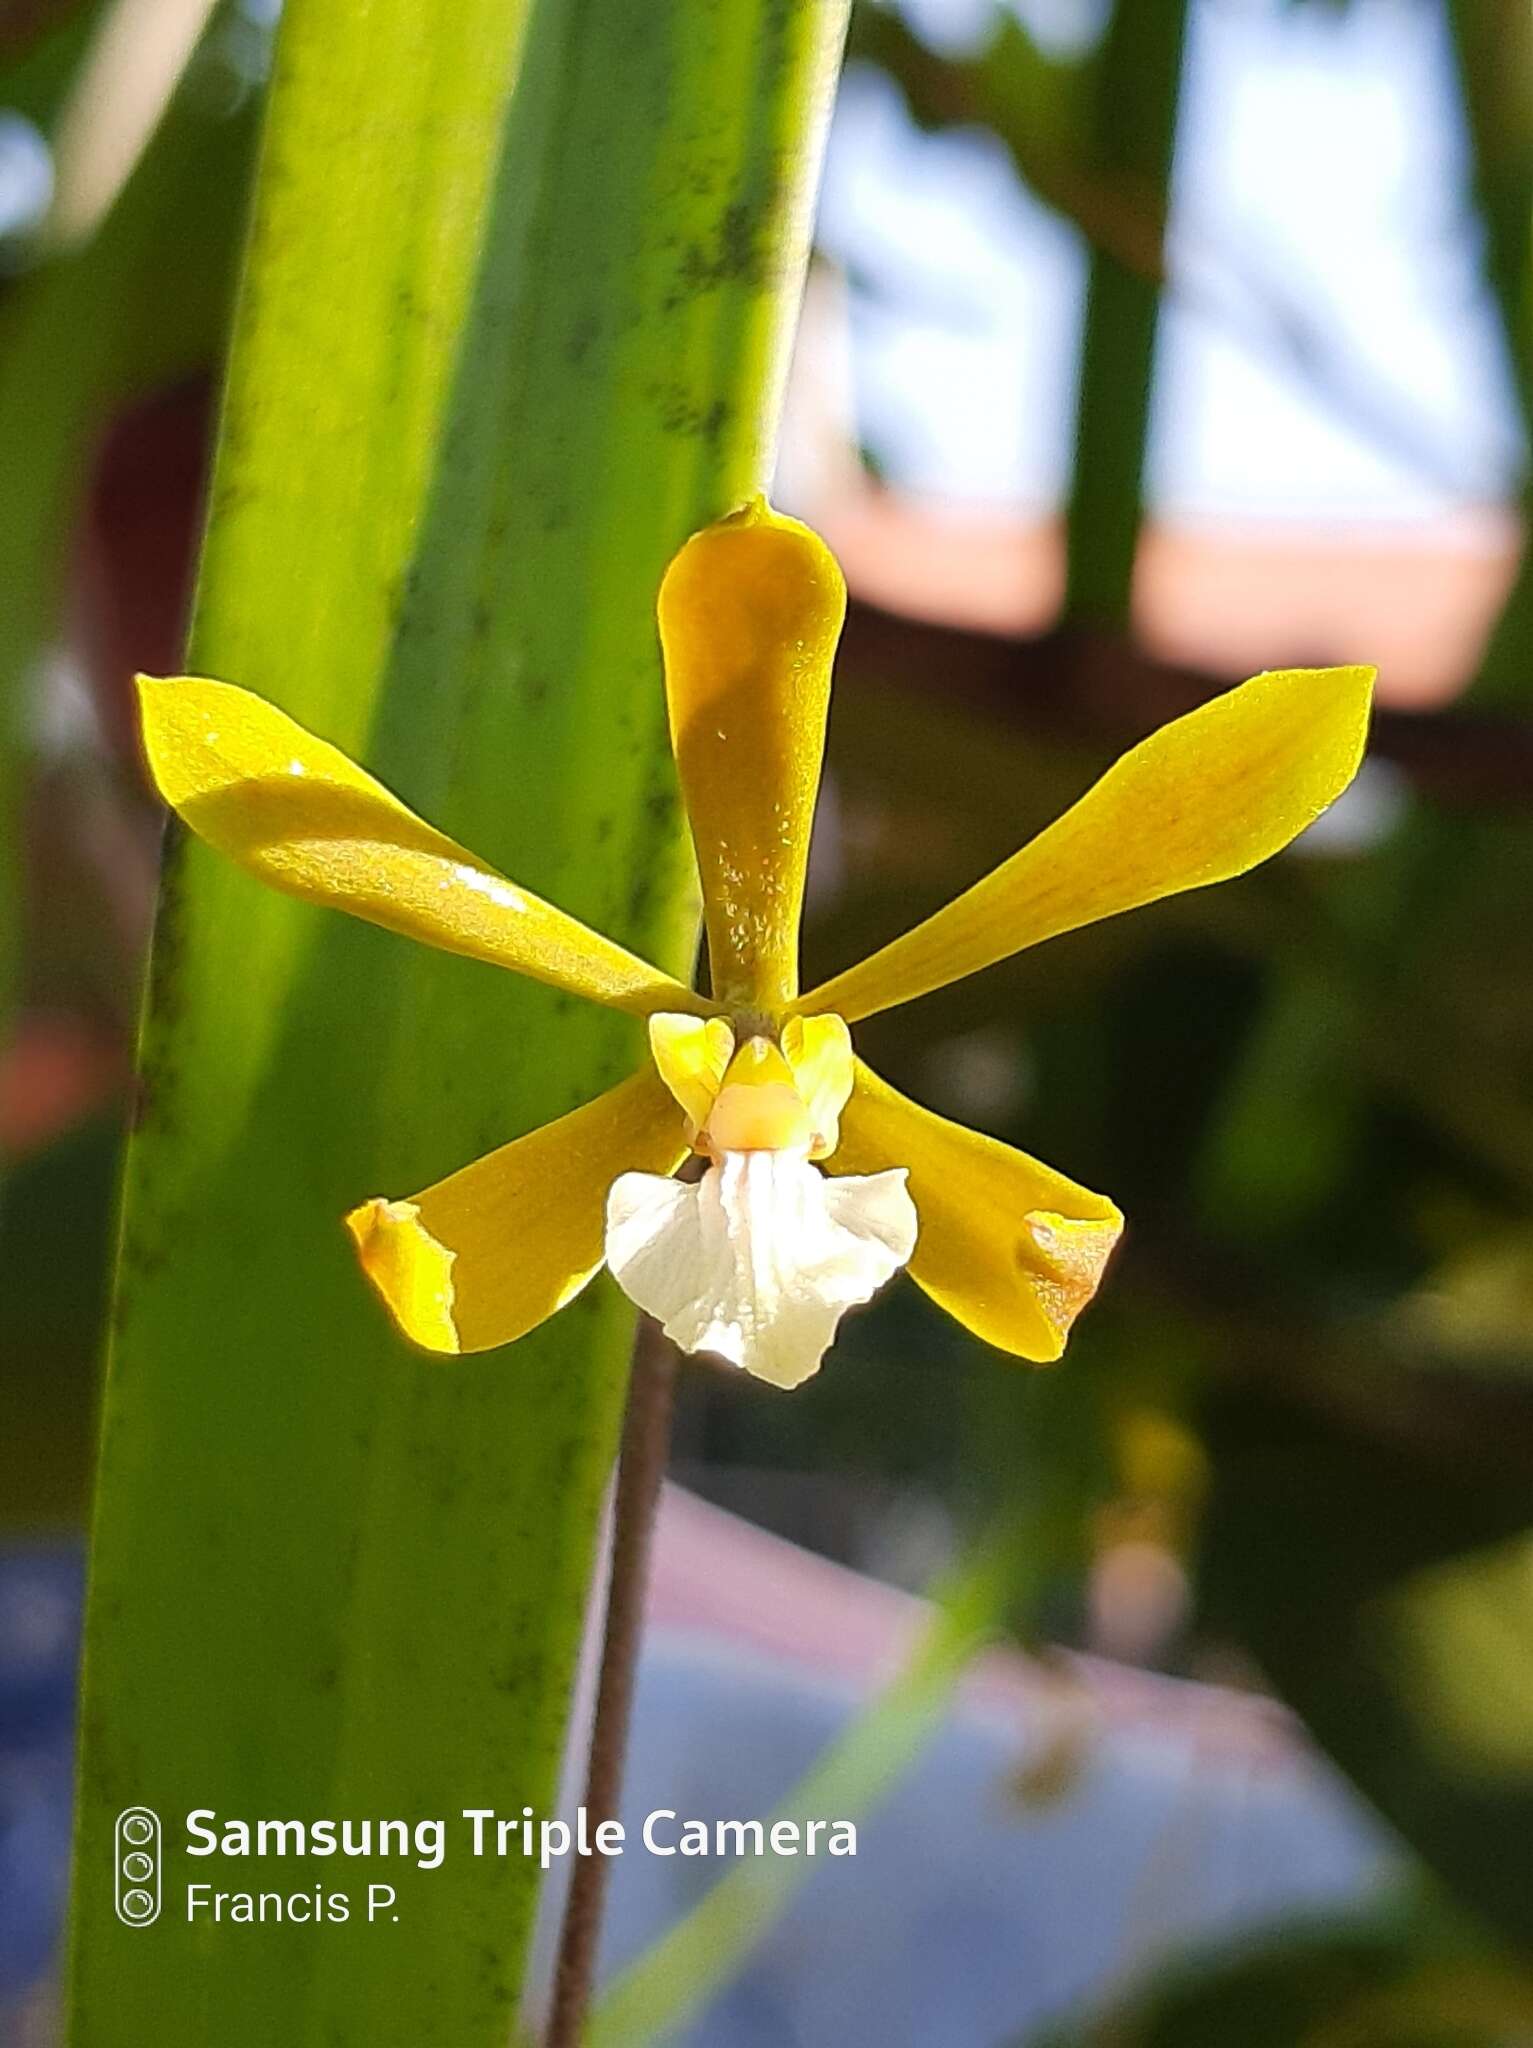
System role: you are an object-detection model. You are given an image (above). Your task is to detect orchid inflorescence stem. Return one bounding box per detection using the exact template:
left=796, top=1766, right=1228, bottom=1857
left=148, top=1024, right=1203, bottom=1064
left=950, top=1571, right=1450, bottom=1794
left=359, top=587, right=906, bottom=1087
left=546, top=1324, right=678, bottom=2048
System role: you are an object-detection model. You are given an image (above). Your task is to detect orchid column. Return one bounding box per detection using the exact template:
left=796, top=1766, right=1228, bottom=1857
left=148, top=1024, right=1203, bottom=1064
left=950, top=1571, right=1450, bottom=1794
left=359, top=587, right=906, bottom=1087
left=67, top=1, right=848, bottom=2042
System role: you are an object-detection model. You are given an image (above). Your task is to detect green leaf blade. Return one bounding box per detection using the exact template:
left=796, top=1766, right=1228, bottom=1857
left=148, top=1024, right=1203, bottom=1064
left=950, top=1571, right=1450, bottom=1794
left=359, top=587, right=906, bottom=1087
left=68, top=1, right=848, bottom=2040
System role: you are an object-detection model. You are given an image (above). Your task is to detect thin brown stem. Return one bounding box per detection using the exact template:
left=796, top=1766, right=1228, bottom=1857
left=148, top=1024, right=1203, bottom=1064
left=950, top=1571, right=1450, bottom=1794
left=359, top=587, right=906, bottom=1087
left=546, top=1323, right=678, bottom=2048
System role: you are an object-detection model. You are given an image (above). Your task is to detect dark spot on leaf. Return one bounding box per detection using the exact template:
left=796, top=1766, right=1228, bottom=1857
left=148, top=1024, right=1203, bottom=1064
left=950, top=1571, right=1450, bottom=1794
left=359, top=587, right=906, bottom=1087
left=565, top=312, right=599, bottom=367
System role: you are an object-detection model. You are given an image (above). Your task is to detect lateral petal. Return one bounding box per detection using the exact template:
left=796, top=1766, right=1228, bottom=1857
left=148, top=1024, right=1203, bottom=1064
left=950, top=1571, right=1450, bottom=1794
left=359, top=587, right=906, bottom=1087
left=659, top=500, right=846, bottom=1011
left=137, top=675, right=710, bottom=1016
left=800, top=665, right=1376, bottom=1023
left=346, top=1066, right=688, bottom=1354
left=830, top=1060, right=1122, bottom=1362
left=648, top=1013, right=736, bottom=1134
left=780, top=1013, right=854, bottom=1158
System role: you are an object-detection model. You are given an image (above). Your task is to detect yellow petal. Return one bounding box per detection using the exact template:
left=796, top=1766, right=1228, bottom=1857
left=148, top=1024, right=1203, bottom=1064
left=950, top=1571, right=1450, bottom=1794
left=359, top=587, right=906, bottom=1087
left=780, top=1012, right=853, bottom=1158
left=829, top=1060, right=1123, bottom=1362
left=800, top=665, right=1376, bottom=1024
left=649, top=1013, right=735, bottom=1132
left=658, top=499, right=846, bottom=1011
left=345, top=1066, right=688, bottom=1355
left=137, top=675, right=711, bottom=1017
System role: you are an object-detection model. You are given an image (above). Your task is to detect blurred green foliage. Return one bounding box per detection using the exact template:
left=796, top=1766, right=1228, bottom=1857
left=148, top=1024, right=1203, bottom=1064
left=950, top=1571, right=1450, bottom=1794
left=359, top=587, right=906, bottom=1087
left=697, top=0, right=1533, bottom=2019
left=1035, top=1895, right=1533, bottom=2048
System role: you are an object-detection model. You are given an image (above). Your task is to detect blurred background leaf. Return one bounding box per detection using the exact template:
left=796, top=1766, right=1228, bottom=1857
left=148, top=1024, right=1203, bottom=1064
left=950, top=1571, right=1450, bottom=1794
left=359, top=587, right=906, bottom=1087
left=1032, top=1893, right=1533, bottom=2048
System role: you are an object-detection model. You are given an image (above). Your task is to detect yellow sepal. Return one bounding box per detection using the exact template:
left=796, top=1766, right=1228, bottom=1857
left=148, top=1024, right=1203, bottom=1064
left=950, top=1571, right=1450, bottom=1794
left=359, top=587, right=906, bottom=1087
left=659, top=499, right=846, bottom=1011
left=829, top=1060, right=1122, bottom=1362
left=346, top=1199, right=459, bottom=1354
left=137, top=674, right=712, bottom=1018
left=800, top=665, right=1376, bottom=1024
left=345, top=1066, right=688, bottom=1354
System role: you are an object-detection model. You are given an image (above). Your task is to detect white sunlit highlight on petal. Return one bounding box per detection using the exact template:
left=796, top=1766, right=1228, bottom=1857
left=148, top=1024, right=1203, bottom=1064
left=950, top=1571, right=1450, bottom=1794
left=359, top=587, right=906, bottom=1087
left=604, top=1151, right=917, bottom=1389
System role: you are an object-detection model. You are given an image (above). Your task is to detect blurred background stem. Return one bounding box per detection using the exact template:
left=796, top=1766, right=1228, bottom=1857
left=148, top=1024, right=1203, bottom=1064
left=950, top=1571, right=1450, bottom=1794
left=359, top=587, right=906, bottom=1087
left=1062, top=0, right=1186, bottom=629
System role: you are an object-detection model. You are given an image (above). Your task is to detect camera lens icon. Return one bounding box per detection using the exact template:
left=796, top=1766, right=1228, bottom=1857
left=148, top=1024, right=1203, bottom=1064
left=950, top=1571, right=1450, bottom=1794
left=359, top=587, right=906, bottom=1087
left=114, top=1808, right=161, bottom=1927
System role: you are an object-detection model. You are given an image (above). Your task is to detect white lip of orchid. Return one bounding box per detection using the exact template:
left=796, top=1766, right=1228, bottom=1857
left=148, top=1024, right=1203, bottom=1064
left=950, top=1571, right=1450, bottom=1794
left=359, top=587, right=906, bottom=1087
left=605, top=1146, right=916, bottom=1389
left=603, top=1018, right=918, bottom=1387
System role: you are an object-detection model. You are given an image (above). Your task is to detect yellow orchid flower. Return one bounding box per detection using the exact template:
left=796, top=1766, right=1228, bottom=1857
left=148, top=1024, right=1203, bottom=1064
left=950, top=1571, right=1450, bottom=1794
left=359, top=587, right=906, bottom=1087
left=136, top=499, right=1375, bottom=1389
